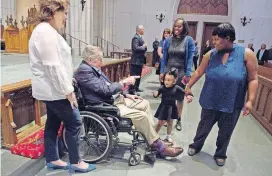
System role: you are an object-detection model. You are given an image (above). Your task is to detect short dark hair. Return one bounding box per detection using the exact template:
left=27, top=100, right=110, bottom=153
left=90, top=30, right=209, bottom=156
left=172, top=18, right=189, bottom=38
left=212, top=23, right=236, bottom=42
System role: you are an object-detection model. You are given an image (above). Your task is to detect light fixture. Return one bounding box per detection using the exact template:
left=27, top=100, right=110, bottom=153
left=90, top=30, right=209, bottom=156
left=80, top=0, right=86, bottom=11
left=240, top=16, right=251, bottom=26
left=156, top=13, right=165, bottom=23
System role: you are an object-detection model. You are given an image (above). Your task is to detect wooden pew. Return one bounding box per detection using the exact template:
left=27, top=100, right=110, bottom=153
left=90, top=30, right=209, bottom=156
left=251, top=66, right=272, bottom=135
left=1, top=58, right=130, bottom=149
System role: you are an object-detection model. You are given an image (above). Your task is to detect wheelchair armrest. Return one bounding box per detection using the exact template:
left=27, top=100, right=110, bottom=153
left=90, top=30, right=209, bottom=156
left=85, top=103, right=120, bottom=113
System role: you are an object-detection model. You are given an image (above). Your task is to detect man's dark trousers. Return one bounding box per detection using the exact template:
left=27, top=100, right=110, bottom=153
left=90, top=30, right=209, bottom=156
left=129, top=64, right=143, bottom=93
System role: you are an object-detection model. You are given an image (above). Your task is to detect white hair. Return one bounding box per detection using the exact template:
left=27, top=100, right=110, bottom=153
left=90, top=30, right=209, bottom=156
left=82, top=45, right=103, bottom=62
left=136, top=25, right=144, bottom=32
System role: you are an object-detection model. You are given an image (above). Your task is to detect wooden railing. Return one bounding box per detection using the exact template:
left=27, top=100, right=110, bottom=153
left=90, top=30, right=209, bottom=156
left=1, top=58, right=130, bottom=148
left=95, top=36, right=119, bottom=57
left=65, top=33, right=89, bottom=56
left=251, top=66, right=272, bottom=135
left=110, top=51, right=132, bottom=59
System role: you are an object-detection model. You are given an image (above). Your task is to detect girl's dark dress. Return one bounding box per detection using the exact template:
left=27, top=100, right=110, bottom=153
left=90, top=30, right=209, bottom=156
left=154, top=85, right=185, bottom=121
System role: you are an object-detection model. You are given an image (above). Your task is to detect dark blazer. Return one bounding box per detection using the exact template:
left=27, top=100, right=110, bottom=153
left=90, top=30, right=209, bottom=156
left=256, top=49, right=269, bottom=62
left=74, top=61, right=123, bottom=105
left=130, top=33, right=147, bottom=65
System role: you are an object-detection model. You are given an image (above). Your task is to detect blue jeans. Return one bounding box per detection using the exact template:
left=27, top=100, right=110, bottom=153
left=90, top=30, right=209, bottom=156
left=44, top=99, right=82, bottom=164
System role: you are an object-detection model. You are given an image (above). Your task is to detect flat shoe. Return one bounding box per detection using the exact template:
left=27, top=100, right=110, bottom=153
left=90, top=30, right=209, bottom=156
left=69, top=164, right=96, bottom=173
left=46, top=163, right=70, bottom=170
left=214, top=158, right=226, bottom=167
left=188, top=147, right=198, bottom=156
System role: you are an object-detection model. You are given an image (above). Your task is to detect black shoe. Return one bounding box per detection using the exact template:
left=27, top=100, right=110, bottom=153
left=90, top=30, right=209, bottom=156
left=175, top=120, right=182, bottom=131
left=136, top=89, right=143, bottom=92
left=214, top=158, right=226, bottom=167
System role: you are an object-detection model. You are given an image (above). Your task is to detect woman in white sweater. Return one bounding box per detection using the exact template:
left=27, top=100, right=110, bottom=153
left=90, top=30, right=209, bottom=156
left=29, top=0, right=95, bottom=173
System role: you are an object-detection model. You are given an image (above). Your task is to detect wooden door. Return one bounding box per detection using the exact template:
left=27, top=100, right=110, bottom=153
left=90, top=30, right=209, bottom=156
left=188, top=21, right=197, bottom=40
left=200, top=22, right=221, bottom=59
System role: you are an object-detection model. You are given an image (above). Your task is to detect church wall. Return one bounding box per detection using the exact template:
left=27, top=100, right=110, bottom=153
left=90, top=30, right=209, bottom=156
left=114, top=0, right=272, bottom=52
left=1, top=0, right=17, bottom=27
left=68, top=0, right=94, bottom=56
left=173, top=0, right=232, bottom=54
left=115, top=0, right=176, bottom=51
left=114, top=0, right=232, bottom=51
left=16, top=0, right=38, bottom=28
left=231, top=0, right=272, bottom=51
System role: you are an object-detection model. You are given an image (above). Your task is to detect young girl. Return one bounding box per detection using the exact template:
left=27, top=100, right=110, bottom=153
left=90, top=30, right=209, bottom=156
left=153, top=68, right=192, bottom=144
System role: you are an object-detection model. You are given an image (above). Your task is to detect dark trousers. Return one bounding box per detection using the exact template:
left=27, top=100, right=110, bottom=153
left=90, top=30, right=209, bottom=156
left=44, top=99, right=82, bottom=164
left=193, top=56, right=198, bottom=70
left=129, top=64, right=143, bottom=93
left=189, top=108, right=241, bottom=159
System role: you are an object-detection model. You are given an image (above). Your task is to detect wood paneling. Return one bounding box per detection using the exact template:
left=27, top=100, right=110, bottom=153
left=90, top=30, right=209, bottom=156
left=200, top=22, right=220, bottom=62
left=177, top=0, right=228, bottom=16
left=251, top=66, right=272, bottom=135
left=188, top=21, right=197, bottom=40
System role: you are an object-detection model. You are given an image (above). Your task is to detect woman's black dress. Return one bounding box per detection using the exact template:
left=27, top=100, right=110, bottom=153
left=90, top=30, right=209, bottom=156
left=165, top=37, right=187, bottom=101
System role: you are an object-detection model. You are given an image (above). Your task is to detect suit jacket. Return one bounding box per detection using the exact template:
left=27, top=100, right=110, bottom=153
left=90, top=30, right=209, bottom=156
left=130, top=33, right=147, bottom=65
left=256, top=49, right=269, bottom=62
left=74, top=61, right=123, bottom=105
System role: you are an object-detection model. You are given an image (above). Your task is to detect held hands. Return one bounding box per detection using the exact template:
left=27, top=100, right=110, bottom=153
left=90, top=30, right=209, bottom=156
left=185, top=87, right=193, bottom=103
left=243, top=101, right=253, bottom=116
left=126, top=94, right=143, bottom=102
left=67, top=92, right=78, bottom=109
left=186, top=95, right=193, bottom=103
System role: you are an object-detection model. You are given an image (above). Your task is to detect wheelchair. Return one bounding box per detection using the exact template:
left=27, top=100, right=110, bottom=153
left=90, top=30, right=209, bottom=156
left=61, top=80, right=157, bottom=166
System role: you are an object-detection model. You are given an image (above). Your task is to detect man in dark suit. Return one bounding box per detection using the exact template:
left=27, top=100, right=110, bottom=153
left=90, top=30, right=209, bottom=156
left=129, top=25, right=147, bottom=95
left=256, top=44, right=269, bottom=65
left=74, top=45, right=184, bottom=158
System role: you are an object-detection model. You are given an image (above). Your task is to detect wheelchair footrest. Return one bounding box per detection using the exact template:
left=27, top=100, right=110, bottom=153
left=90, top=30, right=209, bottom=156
left=144, top=153, right=156, bottom=166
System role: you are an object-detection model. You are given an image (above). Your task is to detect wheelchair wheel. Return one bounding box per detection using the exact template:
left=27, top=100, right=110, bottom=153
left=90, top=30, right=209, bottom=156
left=62, top=111, right=113, bottom=163
left=128, top=152, right=141, bottom=166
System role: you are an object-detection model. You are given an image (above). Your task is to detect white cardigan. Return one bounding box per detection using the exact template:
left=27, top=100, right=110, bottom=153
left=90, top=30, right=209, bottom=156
left=29, top=22, right=74, bottom=101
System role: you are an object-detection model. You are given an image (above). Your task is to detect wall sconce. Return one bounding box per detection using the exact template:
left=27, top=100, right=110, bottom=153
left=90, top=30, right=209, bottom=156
left=80, top=0, right=86, bottom=11
left=240, top=16, right=251, bottom=26
left=156, top=13, right=165, bottom=23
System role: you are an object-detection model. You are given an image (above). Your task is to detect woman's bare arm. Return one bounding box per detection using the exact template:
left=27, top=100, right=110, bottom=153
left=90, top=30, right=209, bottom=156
left=245, top=48, right=258, bottom=104
left=186, top=51, right=211, bottom=89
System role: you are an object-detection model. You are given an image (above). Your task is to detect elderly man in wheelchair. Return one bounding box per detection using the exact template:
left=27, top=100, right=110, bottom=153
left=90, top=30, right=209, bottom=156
left=63, top=45, right=183, bottom=166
